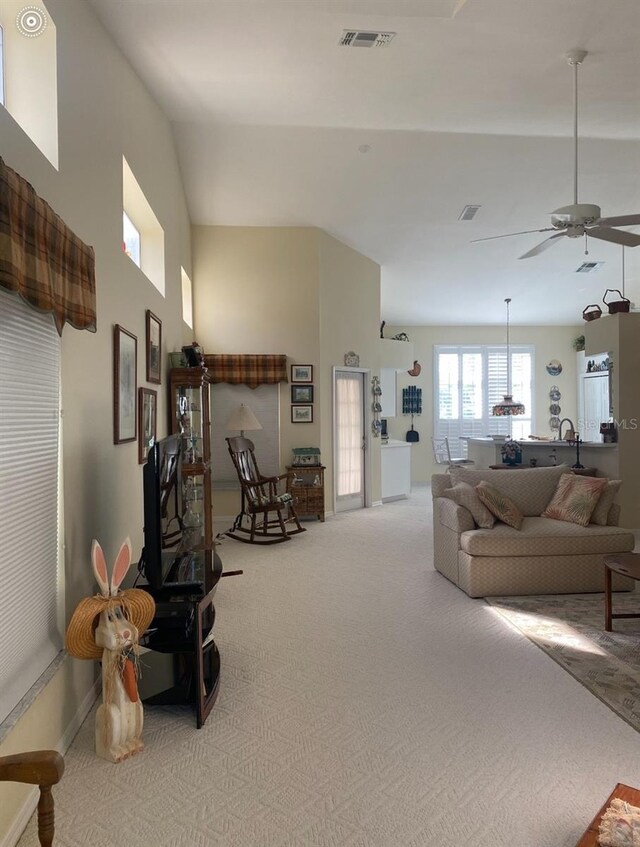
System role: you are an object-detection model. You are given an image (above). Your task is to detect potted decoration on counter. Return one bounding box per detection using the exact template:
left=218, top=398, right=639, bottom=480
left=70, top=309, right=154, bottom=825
left=501, top=440, right=523, bottom=466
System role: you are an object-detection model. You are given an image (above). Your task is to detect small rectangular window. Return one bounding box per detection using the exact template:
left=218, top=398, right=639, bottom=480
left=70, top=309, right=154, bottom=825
left=122, top=211, right=141, bottom=268
left=0, top=25, right=5, bottom=107
left=181, top=267, right=193, bottom=329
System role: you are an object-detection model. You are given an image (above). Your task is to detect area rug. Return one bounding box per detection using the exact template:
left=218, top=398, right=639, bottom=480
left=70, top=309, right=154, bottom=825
left=486, top=593, right=640, bottom=733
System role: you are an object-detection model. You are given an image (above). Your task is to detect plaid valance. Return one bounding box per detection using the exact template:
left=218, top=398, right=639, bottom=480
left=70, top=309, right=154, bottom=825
left=203, top=354, right=288, bottom=389
left=0, top=157, right=96, bottom=335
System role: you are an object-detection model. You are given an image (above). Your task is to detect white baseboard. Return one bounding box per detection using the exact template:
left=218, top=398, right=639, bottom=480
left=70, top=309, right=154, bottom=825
left=1, top=678, right=100, bottom=847
left=372, top=500, right=383, bottom=507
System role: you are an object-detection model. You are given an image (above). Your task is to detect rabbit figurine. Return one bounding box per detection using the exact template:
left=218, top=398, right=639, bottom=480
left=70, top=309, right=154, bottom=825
left=66, top=538, right=155, bottom=763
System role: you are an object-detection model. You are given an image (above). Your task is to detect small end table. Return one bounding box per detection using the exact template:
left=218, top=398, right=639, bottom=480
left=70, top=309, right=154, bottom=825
left=575, top=783, right=640, bottom=846
left=603, top=552, right=640, bottom=632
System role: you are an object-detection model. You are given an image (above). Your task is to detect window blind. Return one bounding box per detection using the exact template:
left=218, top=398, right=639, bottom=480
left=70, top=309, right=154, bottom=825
left=211, top=383, right=280, bottom=484
left=0, top=287, right=61, bottom=724
left=434, top=344, right=534, bottom=455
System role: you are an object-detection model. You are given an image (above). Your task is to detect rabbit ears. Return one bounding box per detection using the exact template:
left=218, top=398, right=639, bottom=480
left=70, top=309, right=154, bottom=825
left=91, top=538, right=133, bottom=598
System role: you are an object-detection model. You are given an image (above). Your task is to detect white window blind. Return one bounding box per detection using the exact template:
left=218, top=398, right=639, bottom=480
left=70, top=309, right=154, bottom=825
left=0, top=288, right=61, bottom=724
left=434, top=345, right=534, bottom=455
left=211, top=383, right=280, bottom=484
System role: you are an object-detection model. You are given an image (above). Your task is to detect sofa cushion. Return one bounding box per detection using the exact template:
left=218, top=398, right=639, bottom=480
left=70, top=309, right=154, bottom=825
left=442, top=482, right=496, bottom=528
left=590, top=479, right=622, bottom=526
left=460, top=516, right=634, bottom=557
left=475, top=482, right=523, bottom=529
left=449, top=465, right=570, bottom=516
left=542, top=474, right=608, bottom=526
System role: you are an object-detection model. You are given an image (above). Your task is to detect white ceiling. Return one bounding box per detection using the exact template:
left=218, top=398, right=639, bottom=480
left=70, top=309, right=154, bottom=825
left=88, top=0, right=640, bottom=325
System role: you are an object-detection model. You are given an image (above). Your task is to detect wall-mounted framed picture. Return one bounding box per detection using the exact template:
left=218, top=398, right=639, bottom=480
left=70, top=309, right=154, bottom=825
left=146, top=309, right=162, bottom=384
left=291, top=364, right=313, bottom=383
left=138, top=387, right=157, bottom=464
left=291, top=384, right=314, bottom=404
left=113, top=324, right=137, bottom=444
left=291, top=404, right=313, bottom=423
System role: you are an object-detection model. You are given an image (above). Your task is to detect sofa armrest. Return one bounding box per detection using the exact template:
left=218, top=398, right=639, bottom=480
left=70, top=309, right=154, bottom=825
left=435, top=497, right=475, bottom=533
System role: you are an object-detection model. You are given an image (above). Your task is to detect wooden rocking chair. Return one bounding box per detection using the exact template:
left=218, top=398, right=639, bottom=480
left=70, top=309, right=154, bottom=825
left=0, top=750, right=64, bottom=846
left=225, top=436, right=306, bottom=544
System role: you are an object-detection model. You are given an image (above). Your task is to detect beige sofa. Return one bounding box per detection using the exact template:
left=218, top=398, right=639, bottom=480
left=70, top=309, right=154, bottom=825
left=431, top=465, right=635, bottom=598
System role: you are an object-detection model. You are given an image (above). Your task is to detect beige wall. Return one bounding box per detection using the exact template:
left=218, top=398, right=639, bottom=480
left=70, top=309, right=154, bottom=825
left=192, top=225, right=382, bottom=513
left=384, top=324, right=581, bottom=482
left=0, top=0, right=192, bottom=836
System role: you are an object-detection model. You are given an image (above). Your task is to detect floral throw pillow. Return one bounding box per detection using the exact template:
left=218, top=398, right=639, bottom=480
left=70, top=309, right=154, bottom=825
left=442, top=482, right=496, bottom=529
left=542, top=474, right=608, bottom=526
left=475, top=482, right=524, bottom=530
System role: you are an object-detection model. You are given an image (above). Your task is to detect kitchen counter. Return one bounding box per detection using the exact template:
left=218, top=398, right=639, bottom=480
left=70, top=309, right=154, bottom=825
left=462, top=437, right=618, bottom=478
left=381, top=439, right=411, bottom=501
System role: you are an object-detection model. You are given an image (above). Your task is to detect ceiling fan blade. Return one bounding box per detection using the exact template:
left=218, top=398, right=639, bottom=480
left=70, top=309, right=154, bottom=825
left=597, top=214, right=640, bottom=227
left=471, top=227, right=556, bottom=244
left=518, top=233, right=566, bottom=260
left=587, top=227, right=640, bottom=247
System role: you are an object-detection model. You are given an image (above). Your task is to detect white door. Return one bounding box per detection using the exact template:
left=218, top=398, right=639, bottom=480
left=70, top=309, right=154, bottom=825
left=334, top=370, right=366, bottom=512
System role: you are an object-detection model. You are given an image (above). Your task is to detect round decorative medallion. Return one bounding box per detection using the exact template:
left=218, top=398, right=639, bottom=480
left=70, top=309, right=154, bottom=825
left=549, top=386, right=561, bottom=402
left=546, top=359, right=563, bottom=376
left=549, top=403, right=561, bottom=416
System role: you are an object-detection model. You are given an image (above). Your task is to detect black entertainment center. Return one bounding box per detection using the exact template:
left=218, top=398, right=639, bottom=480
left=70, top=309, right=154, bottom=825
left=136, top=367, right=241, bottom=728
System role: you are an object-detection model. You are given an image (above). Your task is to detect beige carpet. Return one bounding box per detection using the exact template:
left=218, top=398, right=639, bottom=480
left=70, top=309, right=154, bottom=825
left=486, top=593, right=640, bottom=734
left=16, top=488, right=640, bottom=846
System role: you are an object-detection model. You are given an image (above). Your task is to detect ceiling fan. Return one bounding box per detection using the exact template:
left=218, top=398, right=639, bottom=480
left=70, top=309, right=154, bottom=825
left=472, top=50, right=640, bottom=260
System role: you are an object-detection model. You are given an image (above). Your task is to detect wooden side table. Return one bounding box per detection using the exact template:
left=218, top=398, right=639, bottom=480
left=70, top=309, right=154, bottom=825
left=286, top=465, right=325, bottom=522
left=604, top=552, right=640, bottom=631
left=575, top=783, right=640, bottom=845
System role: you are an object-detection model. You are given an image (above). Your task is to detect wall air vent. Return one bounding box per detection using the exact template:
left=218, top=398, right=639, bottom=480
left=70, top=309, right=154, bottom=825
left=458, top=205, right=482, bottom=221
left=339, top=30, right=396, bottom=48
left=576, top=261, right=605, bottom=273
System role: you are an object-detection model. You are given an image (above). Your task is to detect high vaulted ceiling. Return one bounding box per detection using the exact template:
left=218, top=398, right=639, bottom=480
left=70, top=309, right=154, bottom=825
left=88, top=0, right=640, bottom=325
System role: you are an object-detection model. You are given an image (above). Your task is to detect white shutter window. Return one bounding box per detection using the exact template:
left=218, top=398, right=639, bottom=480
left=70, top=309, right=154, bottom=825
left=211, top=383, right=280, bottom=484
left=434, top=344, right=534, bottom=455
left=0, top=288, right=61, bottom=724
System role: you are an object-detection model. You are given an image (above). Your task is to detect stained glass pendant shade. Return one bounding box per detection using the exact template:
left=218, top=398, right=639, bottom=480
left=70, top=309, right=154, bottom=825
left=492, top=298, right=525, bottom=417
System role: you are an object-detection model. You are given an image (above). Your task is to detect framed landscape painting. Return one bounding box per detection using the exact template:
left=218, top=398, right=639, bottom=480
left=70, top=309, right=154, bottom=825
left=114, top=324, right=137, bottom=444
left=146, top=310, right=162, bottom=384
left=291, top=384, right=314, bottom=404
left=291, top=364, right=313, bottom=383
left=291, top=404, right=313, bottom=423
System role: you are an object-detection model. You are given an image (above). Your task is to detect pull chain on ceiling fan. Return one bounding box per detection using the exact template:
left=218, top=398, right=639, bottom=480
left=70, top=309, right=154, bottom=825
left=472, top=51, right=640, bottom=259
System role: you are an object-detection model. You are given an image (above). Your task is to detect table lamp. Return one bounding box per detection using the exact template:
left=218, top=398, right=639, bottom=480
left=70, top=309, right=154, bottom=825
left=226, top=404, right=262, bottom=437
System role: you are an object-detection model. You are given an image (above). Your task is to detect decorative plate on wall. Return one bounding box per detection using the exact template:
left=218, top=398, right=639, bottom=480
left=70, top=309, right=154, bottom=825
left=549, top=416, right=561, bottom=430
left=549, top=403, right=561, bottom=416
left=549, top=386, right=561, bottom=402
left=546, top=360, right=563, bottom=376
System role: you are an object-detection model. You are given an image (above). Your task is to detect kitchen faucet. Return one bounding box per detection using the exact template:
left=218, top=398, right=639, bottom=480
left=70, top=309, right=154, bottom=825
left=558, top=418, right=576, bottom=441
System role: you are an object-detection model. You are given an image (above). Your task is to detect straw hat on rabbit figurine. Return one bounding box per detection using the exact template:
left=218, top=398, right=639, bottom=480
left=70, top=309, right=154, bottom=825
left=66, top=538, right=155, bottom=763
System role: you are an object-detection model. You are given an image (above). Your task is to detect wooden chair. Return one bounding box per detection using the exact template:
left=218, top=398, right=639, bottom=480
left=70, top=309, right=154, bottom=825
left=225, top=436, right=306, bottom=544
left=0, top=750, right=64, bottom=846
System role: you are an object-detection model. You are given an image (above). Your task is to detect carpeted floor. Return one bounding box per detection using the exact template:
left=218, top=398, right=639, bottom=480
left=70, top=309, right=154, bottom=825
left=486, top=593, right=640, bottom=734
left=16, top=488, right=640, bottom=846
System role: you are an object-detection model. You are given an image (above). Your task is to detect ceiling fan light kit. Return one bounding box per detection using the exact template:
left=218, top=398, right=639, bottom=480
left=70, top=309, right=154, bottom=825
left=472, top=50, right=640, bottom=259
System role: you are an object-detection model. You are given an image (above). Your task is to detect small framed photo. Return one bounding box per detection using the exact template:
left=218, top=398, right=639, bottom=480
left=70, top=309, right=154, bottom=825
left=113, top=324, right=137, bottom=444
left=291, top=364, right=313, bottom=383
left=291, top=384, right=314, bottom=404
left=138, top=387, right=157, bottom=464
left=291, top=404, right=313, bottom=423
left=146, top=310, right=162, bottom=384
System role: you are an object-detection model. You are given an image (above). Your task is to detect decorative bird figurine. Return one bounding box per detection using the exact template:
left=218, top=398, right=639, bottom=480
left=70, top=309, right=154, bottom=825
left=408, top=360, right=421, bottom=377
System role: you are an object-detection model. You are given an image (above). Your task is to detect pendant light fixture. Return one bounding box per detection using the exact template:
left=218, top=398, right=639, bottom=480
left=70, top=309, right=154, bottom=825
left=492, top=298, right=525, bottom=417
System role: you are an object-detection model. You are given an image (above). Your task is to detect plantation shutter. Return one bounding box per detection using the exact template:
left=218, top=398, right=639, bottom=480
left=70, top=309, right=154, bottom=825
left=434, top=345, right=534, bottom=453
left=0, top=287, right=61, bottom=724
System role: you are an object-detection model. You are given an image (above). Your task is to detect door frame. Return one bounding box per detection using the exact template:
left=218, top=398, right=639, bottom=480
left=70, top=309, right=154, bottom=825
left=332, top=366, right=373, bottom=514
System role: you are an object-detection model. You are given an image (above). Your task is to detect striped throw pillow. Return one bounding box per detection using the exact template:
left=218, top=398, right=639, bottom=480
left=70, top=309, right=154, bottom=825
left=475, top=482, right=524, bottom=530
left=542, top=474, right=608, bottom=526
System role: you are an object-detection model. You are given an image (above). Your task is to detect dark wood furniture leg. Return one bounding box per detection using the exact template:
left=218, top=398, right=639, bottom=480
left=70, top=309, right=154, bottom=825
left=0, top=750, right=64, bottom=846
left=604, top=563, right=612, bottom=631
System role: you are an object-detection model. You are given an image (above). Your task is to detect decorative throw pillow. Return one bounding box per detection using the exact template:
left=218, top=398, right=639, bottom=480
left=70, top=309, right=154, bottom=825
left=589, top=479, right=622, bottom=526
left=475, top=481, right=524, bottom=530
left=542, top=474, right=608, bottom=526
left=442, top=482, right=496, bottom=529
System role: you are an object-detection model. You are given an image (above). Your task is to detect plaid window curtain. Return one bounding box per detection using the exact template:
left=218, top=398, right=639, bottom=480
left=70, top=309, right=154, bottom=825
left=0, top=157, right=96, bottom=335
left=203, top=354, right=288, bottom=389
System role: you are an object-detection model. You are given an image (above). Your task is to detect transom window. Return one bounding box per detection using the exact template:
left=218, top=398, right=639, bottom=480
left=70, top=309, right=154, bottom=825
left=434, top=344, right=534, bottom=455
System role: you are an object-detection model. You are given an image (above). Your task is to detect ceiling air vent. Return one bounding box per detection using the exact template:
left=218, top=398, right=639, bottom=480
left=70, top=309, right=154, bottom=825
left=339, top=30, right=396, bottom=48
left=576, top=261, right=605, bottom=273
left=458, top=204, right=482, bottom=221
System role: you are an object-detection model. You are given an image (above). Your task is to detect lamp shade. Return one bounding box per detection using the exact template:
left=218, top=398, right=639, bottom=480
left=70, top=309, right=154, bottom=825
left=492, top=395, right=526, bottom=416
left=226, top=403, right=262, bottom=434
